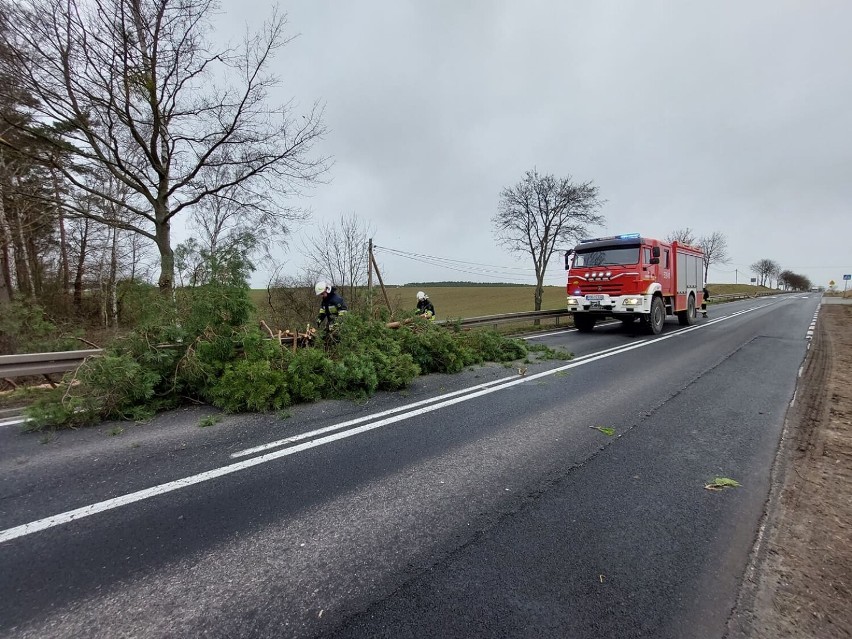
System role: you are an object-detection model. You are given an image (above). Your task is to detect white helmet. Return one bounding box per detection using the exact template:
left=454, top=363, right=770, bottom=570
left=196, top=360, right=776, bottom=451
left=416, top=291, right=427, bottom=300
left=314, top=281, right=330, bottom=296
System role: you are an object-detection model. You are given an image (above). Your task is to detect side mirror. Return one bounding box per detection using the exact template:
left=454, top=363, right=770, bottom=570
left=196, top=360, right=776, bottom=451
left=652, top=246, right=661, bottom=258
left=650, top=257, right=660, bottom=265
left=564, top=251, right=573, bottom=270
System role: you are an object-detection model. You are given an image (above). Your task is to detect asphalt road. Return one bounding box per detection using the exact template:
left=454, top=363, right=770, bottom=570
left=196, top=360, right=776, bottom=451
left=0, top=293, right=820, bottom=638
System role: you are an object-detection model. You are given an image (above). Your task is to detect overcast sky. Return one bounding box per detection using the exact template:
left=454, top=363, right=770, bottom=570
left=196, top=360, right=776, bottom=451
left=214, top=1, right=852, bottom=289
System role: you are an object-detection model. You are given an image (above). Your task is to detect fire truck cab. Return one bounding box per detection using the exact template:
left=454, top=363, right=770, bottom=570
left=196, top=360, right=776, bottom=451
left=565, top=233, right=705, bottom=335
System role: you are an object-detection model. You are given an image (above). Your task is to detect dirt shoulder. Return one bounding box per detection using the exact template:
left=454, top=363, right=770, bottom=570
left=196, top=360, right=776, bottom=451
left=728, top=303, right=852, bottom=638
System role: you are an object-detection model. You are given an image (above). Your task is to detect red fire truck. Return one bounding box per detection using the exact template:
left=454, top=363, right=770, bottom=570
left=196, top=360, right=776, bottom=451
left=564, top=233, right=705, bottom=334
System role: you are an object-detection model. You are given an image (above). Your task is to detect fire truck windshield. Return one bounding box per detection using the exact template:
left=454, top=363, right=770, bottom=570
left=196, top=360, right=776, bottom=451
left=573, top=246, right=640, bottom=267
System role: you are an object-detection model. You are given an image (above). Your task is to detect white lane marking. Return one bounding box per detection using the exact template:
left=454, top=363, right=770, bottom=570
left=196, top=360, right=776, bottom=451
left=0, top=306, right=767, bottom=544
left=805, top=307, right=820, bottom=340
left=520, top=320, right=619, bottom=340
left=231, top=376, right=522, bottom=458
left=230, top=338, right=669, bottom=459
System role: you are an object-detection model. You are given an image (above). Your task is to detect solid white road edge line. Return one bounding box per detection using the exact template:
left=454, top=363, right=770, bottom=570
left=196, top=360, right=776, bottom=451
left=0, top=305, right=769, bottom=544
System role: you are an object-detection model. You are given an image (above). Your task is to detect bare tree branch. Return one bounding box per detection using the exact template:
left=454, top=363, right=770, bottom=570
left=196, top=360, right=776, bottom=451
left=0, top=0, right=328, bottom=292
left=493, top=168, right=605, bottom=310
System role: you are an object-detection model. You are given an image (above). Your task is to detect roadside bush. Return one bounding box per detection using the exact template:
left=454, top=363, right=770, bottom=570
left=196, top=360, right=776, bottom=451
left=393, top=321, right=471, bottom=373
left=22, top=293, right=543, bottom=430
left=0, top=300, right=81, bottom=355
left=73, top=354, right=159, bottom=419
left=286, top=346, right=335, bottom=403
left=117, top=280, right=160, bottom=326
left=459, top=330, right=527, bottom=363
left=24, top=354, right=158, bottom=429
left=324, top=313, right=420, bottom=391
left=208, top=359, right=291, bottom=413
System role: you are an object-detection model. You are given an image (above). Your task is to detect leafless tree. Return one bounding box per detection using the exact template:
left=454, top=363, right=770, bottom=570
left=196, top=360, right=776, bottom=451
left=0, top=0, right=328, bottom=293
left=301, top=213, right=374, bottom=309
left=750, top=258, right=780, bottom=287
left=494, top=169, right=605, bottom=311
left=779, top=270, right=811, bottom=291
left=698, top=231, right=730, bottom=282
left=665, top=228, right=697, bottom=246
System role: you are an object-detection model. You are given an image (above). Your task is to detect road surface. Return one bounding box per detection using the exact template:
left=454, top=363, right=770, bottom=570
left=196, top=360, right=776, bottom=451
left=0, top=293, right=819, bottom=638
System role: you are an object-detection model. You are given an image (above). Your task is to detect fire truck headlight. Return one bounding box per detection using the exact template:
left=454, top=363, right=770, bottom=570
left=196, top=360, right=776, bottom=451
left=623, top=297, right=641, bottom=306
left=566, top=297, right=579, bottom=305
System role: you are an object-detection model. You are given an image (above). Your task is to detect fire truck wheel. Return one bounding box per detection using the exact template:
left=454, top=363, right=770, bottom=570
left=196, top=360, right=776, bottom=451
left=573, top=314, right=596, bottom=333
left=677, top=295, right=696, bottom=326
left=648, top=296, right=665, bottom=335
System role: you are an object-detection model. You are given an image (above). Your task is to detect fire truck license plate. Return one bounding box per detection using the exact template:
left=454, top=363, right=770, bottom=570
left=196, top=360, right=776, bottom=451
left=586, top=295, right=604, bottom=300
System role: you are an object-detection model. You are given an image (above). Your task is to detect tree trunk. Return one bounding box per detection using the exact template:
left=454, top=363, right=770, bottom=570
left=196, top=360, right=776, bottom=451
left=53, top=167, right=71, bottom=296
left=0, top=182, right=13, bottom=305
left=12, top=204, right=34, bottom=297
left=74, top=219, right=89, bottom=313
left=109, top=226, right=119, bottom=326
left=533, top=279, right=544, bottom=327
left=155, top=212, right=174, bottom=293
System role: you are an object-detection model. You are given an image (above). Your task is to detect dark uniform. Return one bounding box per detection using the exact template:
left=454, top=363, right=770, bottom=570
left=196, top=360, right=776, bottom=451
left=317, top=287, right=348, bottom=329
left=416, top=297, right=435, bottom=320
left=701, top=287, right=709, bottom=318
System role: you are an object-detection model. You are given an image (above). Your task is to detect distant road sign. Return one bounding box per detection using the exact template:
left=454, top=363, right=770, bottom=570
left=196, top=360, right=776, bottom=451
left=844, top=274, right=851, bottom=281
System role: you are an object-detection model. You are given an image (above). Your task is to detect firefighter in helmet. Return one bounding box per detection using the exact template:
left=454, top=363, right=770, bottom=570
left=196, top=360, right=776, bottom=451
left=315, top=281, right=348, bottom=330
left=415, top=291, right=435, bottom=320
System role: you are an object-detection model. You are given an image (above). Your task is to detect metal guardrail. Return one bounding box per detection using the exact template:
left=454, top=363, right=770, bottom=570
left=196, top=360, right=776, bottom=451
left=0, top=349, right=103, bottom=382
left=437, top=309, right=572, bottom=329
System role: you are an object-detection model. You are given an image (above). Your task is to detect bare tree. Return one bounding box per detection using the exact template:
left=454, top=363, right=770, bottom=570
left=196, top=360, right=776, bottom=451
left=302, top=213, right=374, bottom=309
left=665, top=228, right=697, bottom=245
left=494, top=169, right=605, bottom=311
left=778, top=270, right=811, bottom=291
left=750, top=258, right=780, bottom=287
left=1, top=0, right=327, bottom=293
left=698, top=231, right=730, bottom=282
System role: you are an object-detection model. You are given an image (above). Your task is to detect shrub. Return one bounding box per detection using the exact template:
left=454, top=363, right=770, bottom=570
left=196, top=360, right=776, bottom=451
left=393, top=322, right=470, bottom=373
left=459, top=330, right=528, bottom=363
left=0, top=300, right=80, bottom=355
left=286, top=346, right=335, bottom=403
left=22, top=293, right=541, bottom=430
left=208, top=359, right=290, bottom=412
left=23, top=354, right=158, bottom=430
left=73, top=354, right=159, bottom=419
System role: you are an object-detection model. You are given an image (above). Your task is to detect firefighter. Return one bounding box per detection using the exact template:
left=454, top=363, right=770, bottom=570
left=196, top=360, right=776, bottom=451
left=415, top=291, right=435, bottom=320
left=315, top=281, right=348, bottom=330
left=702, top=286, right=710, bottom=318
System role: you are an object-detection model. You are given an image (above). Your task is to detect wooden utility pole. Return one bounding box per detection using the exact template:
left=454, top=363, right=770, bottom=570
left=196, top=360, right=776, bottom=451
left=369, top=245, right=391, bottom=312
left=367, top=238, right=373, bottom=313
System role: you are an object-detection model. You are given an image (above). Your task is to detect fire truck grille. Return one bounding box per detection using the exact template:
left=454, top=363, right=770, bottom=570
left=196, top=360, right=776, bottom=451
left=579, top=282, right=623, bottom=295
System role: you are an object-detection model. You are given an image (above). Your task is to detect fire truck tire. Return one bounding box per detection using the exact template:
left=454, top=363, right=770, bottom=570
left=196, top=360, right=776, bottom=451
left=647, top=296, right=665, bottom=335
left=573, top=314, right=596, bottom=333
left=677, top=295, right=696, bottom=326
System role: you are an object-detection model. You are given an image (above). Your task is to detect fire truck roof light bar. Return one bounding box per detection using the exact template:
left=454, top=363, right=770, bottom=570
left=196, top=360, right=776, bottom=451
left=579, top=233, right=641, bottom=243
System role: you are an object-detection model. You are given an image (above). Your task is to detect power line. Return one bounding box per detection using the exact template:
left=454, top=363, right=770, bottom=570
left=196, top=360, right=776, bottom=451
left=374, top=246, right=536, bottom=272
left=372, top=245, right=565, bottom=284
